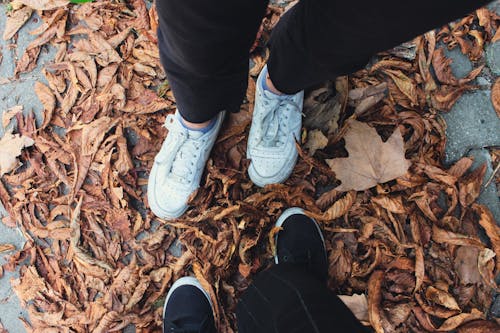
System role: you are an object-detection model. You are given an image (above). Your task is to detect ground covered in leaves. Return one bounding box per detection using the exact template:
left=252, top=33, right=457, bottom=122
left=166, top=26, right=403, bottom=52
left=0, top=1, right=500, bottom=332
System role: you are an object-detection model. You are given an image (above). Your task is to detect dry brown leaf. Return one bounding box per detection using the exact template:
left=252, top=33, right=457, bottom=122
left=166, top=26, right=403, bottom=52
left=459, top=164, right=486, bottom=207
left=457, top=319, right=500, bottom=332
left=425, top=286, right=461, bottom=311
left=368, top=270, right=384, bottom=333
left=3, top=6, right=33, bottom=40
left=477, top=248, right=497, bottom=289
left=432, top=48, right=484, bottom=86
left=0, top=131, right=34, bottom=176
left=338, top=294, right=369, bottom=323
left=384, top=69, right=418, bottom=105
left=348, top=82, right=387, bottom=115
left=431, top=85, right=475, bottom=112
left=15, top=0, right=69, bottom=10
left=493, top=27, right=500, bottom=43
left=492, top=78, right=500, bottom=118
left=432, top=225, right=484, bottom=248
left=304, top=129, right=328, bottom=156
left=372, top=195, right=406, bottom=214
left=34, top=82, right=56, bottom=129
left=473, top=204, right=500, bottom=272
left=327, top=120, right=411, bottom=191
left=306, top=191, right=356, bottom=221
left=448, top=157, right=474, bottom=178
left=2, top=105, right=23, bottom=128
left=0, top=244, right=15, bottom=253
left=454, top=246, right=481, bottom=285
left=414, top=246, right=425, bottom=293
left=437, top=309, right=484, bottom=331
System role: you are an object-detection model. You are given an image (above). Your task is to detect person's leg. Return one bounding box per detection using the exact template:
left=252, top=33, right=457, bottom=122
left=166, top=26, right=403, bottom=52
left=236, top=208, right=367, bottom=332
left=149, top=0, right=268, bottom=219
left=267, top=0, right=491, bottom=94
left=156, top=0, right=268, bottom=123
left=163, top=276, right=217, bottom=333
left=247, top=0, right=490, bottom=187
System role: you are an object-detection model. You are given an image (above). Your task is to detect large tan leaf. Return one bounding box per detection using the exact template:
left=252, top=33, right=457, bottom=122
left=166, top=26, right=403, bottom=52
left=0, top=131, right=34, bottom=176
left=327, top=120, right=411, bottom=191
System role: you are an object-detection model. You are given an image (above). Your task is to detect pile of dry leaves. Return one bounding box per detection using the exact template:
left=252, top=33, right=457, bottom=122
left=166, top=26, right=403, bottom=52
left=0, top=1, right=499, bottom=332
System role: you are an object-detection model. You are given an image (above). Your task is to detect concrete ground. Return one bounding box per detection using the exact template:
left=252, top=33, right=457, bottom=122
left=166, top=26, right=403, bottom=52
left=0, top=1, right=499, bottom=332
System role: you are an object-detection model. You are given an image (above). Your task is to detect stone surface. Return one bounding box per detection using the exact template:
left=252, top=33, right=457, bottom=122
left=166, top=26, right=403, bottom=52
left=442, top=90, right=500, bottom=164
left=486, top=42, right=500, bottom=76
left=468, top=149, right=500, bottom=224
left=0, top=212, right=27, bottom=333
left=0, top=10, right=54, bottom=137
left=441, top=43, right=473, bottom=79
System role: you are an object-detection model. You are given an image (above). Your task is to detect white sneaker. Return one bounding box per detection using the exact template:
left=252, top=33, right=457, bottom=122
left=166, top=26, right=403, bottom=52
left=148, top=110, right=225, bottom=219
left=247, top=65, right=304, bottom=187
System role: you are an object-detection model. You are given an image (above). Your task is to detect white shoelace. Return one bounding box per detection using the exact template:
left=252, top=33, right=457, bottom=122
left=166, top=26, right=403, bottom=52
left=164, top=115, right=206, bottom=185
left=257, top=92, right=302, bottom=148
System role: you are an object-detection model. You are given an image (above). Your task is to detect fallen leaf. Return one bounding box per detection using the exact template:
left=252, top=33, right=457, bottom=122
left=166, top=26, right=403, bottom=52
left=457, top=319, right=500, bottom=332
left=34, top=82, right=56, bottom=129
left=16, top=0, right=69, bottom=11
left=348, top=83, right=387, bottom=115
left=0, top=131, right=34, bottom=176
left=492, top=78, right=500, bottom=118
left=454, top=246, right=481, bottom=285
left=2, top=105, right=23, bottom=128
left=384, top=69, right=418, bottom=105
left=473, top=204, right=500, bottom=272
left=368, top=270, right=384, bottom=333
left=437, top=309, right=484, bottom=331
left=327, top=120, right=411, bottom=191
left=459, top=164, right=486, bottom=207
left=432, top=48, right=484, bottom=86
left=0, top=244, right=15, bottom=253
left=425, top=286, right=461, bottom=311
left=3, top=6, right=33, bottom=40
left=338, top=294, right=369, bottom=323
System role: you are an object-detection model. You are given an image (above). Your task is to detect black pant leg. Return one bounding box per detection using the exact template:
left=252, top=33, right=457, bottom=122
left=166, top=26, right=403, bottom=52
left=156, top=0, right=268, bottom=123
left=236, top=263, right=368, bottom=333
left=268, top=0, right=491, bottom=94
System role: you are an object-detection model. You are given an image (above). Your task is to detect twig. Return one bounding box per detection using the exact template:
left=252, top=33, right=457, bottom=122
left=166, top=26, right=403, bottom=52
left=484, top=162, right=500, bottom=189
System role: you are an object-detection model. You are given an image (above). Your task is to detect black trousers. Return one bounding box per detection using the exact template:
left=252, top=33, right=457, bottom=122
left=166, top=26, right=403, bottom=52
left=157, top=1, right=489, bottom=123
left=236, top=263, right=368, bottom=333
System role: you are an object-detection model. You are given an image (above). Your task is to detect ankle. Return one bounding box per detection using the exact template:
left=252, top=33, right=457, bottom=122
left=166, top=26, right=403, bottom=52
left=176, top=112, right=217, bottom=134
left=264, top=73, right=284, bottom=95
left=181, top=117, right=213, bottom=130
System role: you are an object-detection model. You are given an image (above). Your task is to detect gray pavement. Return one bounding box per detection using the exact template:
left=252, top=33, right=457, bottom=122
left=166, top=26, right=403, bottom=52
left=0, top=1, right=499, bottom=332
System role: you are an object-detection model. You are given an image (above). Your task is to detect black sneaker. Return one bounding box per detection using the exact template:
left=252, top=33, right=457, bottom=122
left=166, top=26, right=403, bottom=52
left=274, top=207, right=328, bottom=282
left=163, top=276, right=216, bottom=333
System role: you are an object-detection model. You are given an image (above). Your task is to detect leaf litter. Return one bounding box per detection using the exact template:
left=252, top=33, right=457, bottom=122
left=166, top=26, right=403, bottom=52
left=0, top=1, right=499, bottom=332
